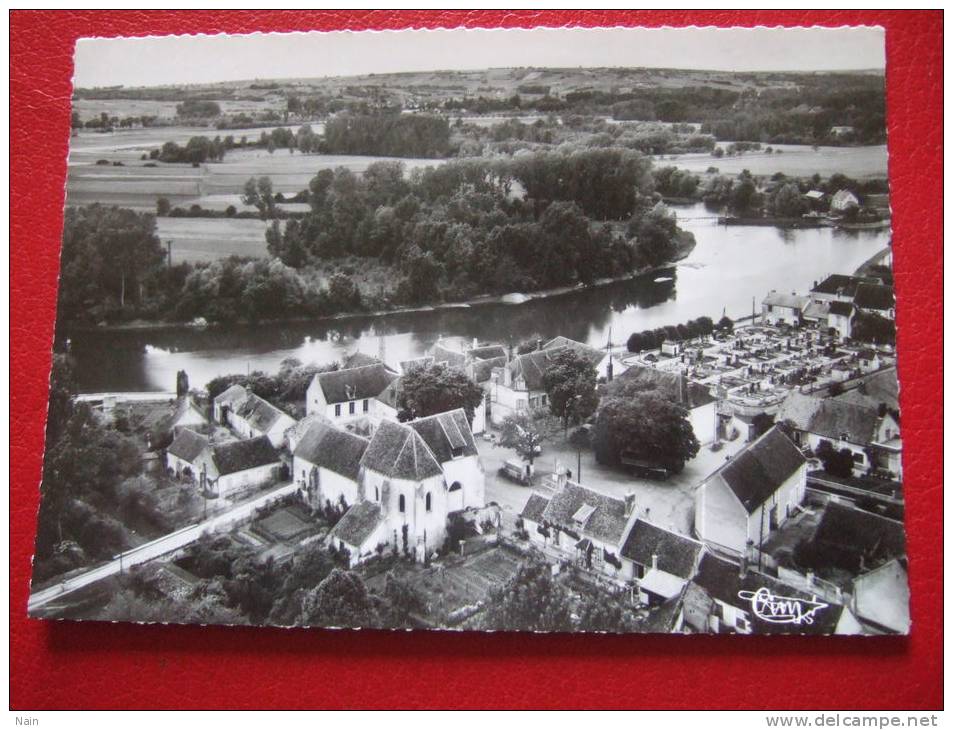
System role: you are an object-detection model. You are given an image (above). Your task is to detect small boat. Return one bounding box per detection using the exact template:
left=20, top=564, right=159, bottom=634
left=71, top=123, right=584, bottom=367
left=654, top=276, right=674, bottom=283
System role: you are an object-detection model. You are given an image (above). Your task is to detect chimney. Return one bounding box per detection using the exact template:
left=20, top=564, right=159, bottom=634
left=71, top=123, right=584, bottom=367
left=537, top=338, right=543, bottom=351
left=651, top=554, right=658, bottom=570
left=624, top=491, right=636, bottom=516
left=473, top=337, right=479, bottom=349
left=739, top=550, right=749, bottom=579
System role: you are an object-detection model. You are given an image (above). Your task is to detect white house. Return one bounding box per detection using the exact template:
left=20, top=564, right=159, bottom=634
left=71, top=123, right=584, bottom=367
left=619, top=519, right=705, bottom=605
left=228, top=392, right=296, bottom=448
left=694, top=427, right=807, bottom=557
left=165, top=429, right=281, bottom=499
left=292, top=420, right=369, bottom=511
left=827, top=300, right=856, bottom=340
left=776, top=392, right=902, bottom=479
left=326, top=409, right=486, bottom=565
left=213, top=383, right=249, bottom=424
left=521, top=476, right=637, bottom=581
left=762, top=290, right=809, bottom=327
left=306, top=363, right=398, bottom=425
left=850, top=558, right=911, bottom=635
left=830, top=189, right=860, bottom=214
left=687, top=552, right=863, bottom=635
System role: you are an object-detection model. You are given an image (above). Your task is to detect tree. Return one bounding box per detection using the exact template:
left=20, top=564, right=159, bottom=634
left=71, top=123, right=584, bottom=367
left=770, top=182, right=807, bottom=218
left=268, top=548, right=336, bottom=626
left=593, top=392, right=700, bottom=473
left=542, top=348, right=599, bottom=432
left=175, top=369, right=189, bottom=397
left=377, top=571, right=425, bottom=629
left=577, top=593, right=637, bottom=632
left=156, top=197, right=171, bottom=217
left=480, top=562, right=573, bottom=632
left=396, top=363, right=483, bottom=425
left=297, top=569, right=378, bottom=628
left=497, top=413, right=545, bottom=468
left=716, top=315, right=734, bottom=333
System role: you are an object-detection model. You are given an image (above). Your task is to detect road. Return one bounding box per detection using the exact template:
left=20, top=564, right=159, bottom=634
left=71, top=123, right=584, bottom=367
left=27, top=482, right=298, bottom=614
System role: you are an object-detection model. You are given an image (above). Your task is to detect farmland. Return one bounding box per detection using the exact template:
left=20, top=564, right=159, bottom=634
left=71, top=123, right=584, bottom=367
left=155, top=218, right=271, bottom=264
left=663, top=143, right=888, bottom=179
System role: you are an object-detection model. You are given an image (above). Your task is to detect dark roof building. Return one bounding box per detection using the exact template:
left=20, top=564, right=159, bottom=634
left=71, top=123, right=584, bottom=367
left=620, top=519, right=704, bottom=579
left=293, top=421, right=369, bottom=482
left=341, top=352, right=383, bottom=370
left=828, top=300, right=855, bottom=317
left=408, top=409, right=478, bottom=464
left=813, top=501, right=906, bottom=570
left=211, top=436, right=281, bottom=476
left=235, top=392, right=291, bottom=433
left=520, top=493, right=551, bottom=524
left=692, top=553, right=851, bottom=635
left=167, top=428, right=209, bottom=462
left=329, top=501, right=382, bottom=548
left=811, top=274, right=867, bottom=299
left=313, top=364, right=397, bottom=405
left=541, top=481, right=631, bottom=546
left=853, top=283, right=895, bottom=312
left=507, top=344, right=603, bottom=392
left=778, top=392, right=887, bottom=445
left=360, top=420, right=443, bottom=481
left=712, top=427, right=806, bottom=513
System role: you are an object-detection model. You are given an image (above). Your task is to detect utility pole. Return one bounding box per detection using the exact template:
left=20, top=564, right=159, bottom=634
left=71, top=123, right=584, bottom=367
left=167, top=240, right=173, bottom=268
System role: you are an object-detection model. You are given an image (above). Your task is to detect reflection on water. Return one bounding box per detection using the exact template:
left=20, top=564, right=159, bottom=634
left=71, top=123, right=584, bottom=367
left=64, top=203, right=890, bottom=393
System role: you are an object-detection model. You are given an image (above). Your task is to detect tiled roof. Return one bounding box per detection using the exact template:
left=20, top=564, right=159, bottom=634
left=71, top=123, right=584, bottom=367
left=360, top=420, right=443, bottom=481
left=508, top=344, right=600, bottom=392
left=710, top=427, right=805, bottom=513
left=814, top=501, right=906, bottom=564
left=313, top=364, right=397, bottom=405
left=167, top=428, right=209, bottom=462
left=828, top=300, right=855, bottom=317
left=469, top=344, right=507, bottom=361
left=612, top=365, right=716, bottom=408
left=431, top=343, right=468, bottom=370
left=541, top=481, right=630, bottom=546
left=693, top=553, right=848, bottom=635
left=341, top=352, right=382, bottom=370
left=836, top=367, right=899, bottom=411
left=778, top=392, right=882, bottom=445
left=408, top=409, right=477, bottom=464
left=293, top=421, right=369, bottom=482
left=620, top=519, right=704, bottom=579
left=375, top=377, right=402, bottom=410
left=211, top=436, right=281, bottom=476
left=811, top=274, right=866, bottom=298
left=235, top=393, right=290, bottom=433
left=853, top=283, right=894, bottom=312
left=472, top=355, right=507, bottom=383
left=520, top=493, right=551, bottom=523
left=763, top=291, right=808, bottom=310
left=542, top=337, right=606, bottom=366
left=213, top=383, right=248, bottom=405
left=399, top=356, right=434, bottom=374
left=328, top=501, right=382, bottom=549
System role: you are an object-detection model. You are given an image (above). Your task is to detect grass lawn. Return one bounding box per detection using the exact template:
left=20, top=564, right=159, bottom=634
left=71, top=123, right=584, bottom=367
left=155, top=217, right=271, bottom=263
left=255, top=507, right=314, bottom=542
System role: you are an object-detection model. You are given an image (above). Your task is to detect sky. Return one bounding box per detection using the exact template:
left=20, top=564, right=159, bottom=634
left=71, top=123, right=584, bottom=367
left=73, top=25, right=885, bottom=88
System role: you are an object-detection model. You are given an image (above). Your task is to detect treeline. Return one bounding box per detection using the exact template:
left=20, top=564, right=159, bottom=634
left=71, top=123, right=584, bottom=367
left=267, top=150, right=690, bottom=304
left=323, top=114, right=451, bottom=158
left=626, top=315, right=730, bottom=353
left=206, top=358, right=338, bottom=418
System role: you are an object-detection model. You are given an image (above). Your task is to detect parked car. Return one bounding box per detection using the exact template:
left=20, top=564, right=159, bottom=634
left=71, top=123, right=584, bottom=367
left=498, top=459, right=532, bottom=486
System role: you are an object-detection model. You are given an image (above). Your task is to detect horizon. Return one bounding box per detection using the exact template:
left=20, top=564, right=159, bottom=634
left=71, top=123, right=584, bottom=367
left=74, top=26, right=886, bottom=89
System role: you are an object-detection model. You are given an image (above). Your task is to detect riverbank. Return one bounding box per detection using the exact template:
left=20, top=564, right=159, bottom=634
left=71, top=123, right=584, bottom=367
left=65, top=232, right=697, bottom=336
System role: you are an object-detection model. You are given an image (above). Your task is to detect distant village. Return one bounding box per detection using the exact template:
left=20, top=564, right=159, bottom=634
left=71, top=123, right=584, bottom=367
left=32, top=261, right=906, bottom=636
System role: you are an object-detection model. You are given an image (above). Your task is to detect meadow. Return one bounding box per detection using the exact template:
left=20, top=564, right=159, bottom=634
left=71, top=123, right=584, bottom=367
left=663, top=144, right=888, bottom=179
left=155, top=218, right=271, bottom=264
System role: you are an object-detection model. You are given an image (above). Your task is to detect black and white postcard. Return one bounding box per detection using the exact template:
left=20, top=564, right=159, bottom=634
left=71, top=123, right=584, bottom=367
left=30, top=25, right=907, bottom=635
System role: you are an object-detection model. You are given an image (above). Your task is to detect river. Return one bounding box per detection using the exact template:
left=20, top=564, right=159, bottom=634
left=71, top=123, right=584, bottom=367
left=64, top=202, right=890, bottom=393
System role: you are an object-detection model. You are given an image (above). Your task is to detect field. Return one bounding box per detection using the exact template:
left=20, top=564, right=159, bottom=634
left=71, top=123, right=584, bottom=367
left=664, top=144, right=888, bottom=179
left=155, top=218, right=271, bottom=264
left=73, top=97, right=281, bottom=122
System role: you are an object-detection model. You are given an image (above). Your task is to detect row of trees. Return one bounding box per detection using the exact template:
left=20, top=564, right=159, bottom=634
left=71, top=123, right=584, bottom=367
left=626, top=316, right=724, bottom=353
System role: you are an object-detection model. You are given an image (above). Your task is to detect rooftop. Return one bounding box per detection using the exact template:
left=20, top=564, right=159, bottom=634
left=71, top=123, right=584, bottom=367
left=313, top=364, right=398, bottom=405
left=408, top=409, right=478, bottom=464
left=708, top=427, right=805, bottom=513
left=293, top=421, right=369, bottom=482
left=778, top=392, right=885, bottom=445
left=620, top=519, right=704, bottom=579
left=361, top=419, right=443, bottom=481
left=212, top=436, right=281, bottom=476
left=167, top=428, right=209, bottom=463
left=235, top=392, right=291, bottom=433
left=329, top=501, right=382, bottom=549
left=541, top=481, right=630, bottom=546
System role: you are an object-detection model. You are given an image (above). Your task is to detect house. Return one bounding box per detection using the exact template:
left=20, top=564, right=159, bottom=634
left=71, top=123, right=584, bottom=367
left=776, top=392, right=902, bottom=478
left=853, top=283, right=895, bottom=320
left=526, top=477, right=637, bottom=580
left=229, top=392, right=296, bottom=448
left=694, top=427, right=807, bottom=557
left=165, top=427, right=210, bottom=479
left=166, top=429, right=282, bottom=498
left=340, top=351, right=383, bottom=370
left=213, top=383, right=249, bottom=424
left=619, top=519, right=705, bottom=605
left=762, top=291, right=809, bottom=327
left=836, top=367, right=900, bottom=415
left=830, top=189, right=860, bottom=214
left=687, top=552, right=862, bottom=635
left=811, top=500, right=906, bottom=574
left=292, top=420, right=369, bottom=510
left=542, top=336, right=628, bottom=382
left=285, top=413, right=328, bottom=453
left=519, top=492, right=551, bottom=542
left=850, top=558, right=911, bottom=635
left=827, top=300, right=855, bottom=340
left=609, top=365, right=718, bottom=445
left=810, top=274, right=868, bottom=305
left=306, top=363, right=398, bottom=424
left=429, top=338, right=508, bottom=434
left=327, top=409, right=485, bottom=565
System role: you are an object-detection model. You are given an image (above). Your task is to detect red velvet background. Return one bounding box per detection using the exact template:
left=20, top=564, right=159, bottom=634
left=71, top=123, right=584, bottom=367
left=10, top=10, right=942, bottom=710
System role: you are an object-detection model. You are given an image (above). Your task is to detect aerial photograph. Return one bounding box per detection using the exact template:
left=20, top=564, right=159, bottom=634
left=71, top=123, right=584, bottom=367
left=28, top=25, right=907, bottom=636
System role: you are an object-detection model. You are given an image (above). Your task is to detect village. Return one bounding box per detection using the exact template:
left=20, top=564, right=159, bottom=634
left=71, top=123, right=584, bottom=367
left=29, top=256, right=906, bottom=636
